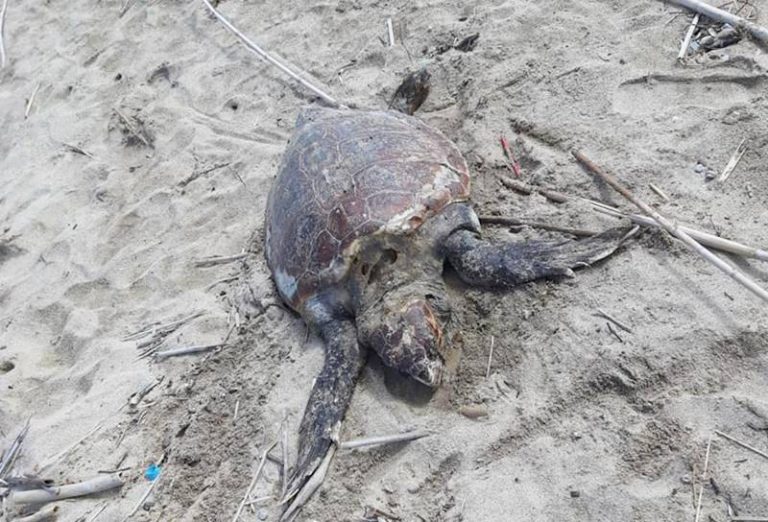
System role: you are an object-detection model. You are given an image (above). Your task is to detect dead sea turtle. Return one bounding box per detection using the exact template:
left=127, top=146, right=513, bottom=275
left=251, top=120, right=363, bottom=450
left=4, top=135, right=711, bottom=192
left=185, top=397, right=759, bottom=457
left=265, top=76, right=630, bottom=509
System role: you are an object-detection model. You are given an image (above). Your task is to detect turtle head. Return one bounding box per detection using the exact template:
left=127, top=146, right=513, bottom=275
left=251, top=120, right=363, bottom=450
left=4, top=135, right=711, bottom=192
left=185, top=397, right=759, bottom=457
left=358, top=288, right=449, bottom=387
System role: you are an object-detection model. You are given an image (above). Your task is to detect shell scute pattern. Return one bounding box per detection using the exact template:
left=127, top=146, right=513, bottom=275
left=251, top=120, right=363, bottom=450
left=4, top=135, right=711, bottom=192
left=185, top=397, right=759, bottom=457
left=265, top=108, right=470, bottom=311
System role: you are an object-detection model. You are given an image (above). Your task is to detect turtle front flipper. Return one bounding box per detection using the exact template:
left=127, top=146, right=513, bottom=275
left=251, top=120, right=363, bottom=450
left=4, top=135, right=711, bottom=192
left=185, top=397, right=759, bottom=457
left=282, top=317, right=366, bottom=520
left=442, top=227, right=635, bottom=288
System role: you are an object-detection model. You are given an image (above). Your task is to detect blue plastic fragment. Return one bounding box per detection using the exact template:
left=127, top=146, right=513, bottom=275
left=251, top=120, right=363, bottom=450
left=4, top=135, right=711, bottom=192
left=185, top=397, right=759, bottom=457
left=144, top=463, right=161, bottom=481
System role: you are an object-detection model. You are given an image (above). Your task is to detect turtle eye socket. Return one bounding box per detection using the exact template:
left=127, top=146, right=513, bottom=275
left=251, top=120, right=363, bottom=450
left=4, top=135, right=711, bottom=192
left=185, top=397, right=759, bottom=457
left=367, top=248, right=399, bottom=283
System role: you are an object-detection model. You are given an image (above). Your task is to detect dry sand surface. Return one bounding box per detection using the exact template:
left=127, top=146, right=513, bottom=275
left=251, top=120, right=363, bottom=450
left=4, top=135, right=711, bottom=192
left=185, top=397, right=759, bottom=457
left=2, top=0, right=768, bottom=520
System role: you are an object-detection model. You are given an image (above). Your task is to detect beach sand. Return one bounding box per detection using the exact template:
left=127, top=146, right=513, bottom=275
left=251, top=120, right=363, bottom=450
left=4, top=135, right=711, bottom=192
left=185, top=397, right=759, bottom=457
left=1, top=0, right=768, bottom=520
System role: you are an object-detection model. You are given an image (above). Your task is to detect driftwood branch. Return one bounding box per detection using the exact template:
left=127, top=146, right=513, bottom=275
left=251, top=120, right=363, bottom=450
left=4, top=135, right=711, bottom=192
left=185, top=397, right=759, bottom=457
left=666, top=0, right=768, bottom=45
left=198, top=0, right=342, bottom=108
left=573, top=150, right=768, bottom=304
left=7, top=475, right=123, bottom=506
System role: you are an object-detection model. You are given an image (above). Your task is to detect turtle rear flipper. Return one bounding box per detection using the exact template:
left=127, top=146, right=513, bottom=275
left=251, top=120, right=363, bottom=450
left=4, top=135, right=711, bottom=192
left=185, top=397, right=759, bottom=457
left=443, top=227, right=635, bottom=288
left=282, top=318, right=366, bottom=519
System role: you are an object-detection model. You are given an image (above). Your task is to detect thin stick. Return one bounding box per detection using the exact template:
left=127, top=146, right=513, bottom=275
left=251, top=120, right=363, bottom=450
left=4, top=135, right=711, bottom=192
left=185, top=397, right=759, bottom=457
left=648, top=182, right=670, bottom=202
left=86, top=504, right=107, bottom=522
left=693, top=436, right=712, bottom=522
left=386, top=18, right=395, bottom=47
left=12, top=505, right=59, bottom=522
left=478, top=216, right=599, bottom=238
left=25, top=82, right=41, bottom=119
left=715, top=430, right=768, bottom=460
left=596, top=308, right=633, bottom=334
left=0, top=0, right=8, bottom=68
left=7, top=475, right=124, bottom=506
left=154, top=343, right=222, bottom=359
left=280, top=417, right=290, bottom=500
left=731, top=517, right=768, bottom=522
left=114, top=109, right=151, bottom=148
left=194, top=253, right=247, bottom=268
left=339, top=430, right=429, bottom=450
left=61, top=142, right=96, bottom=159
left=593, top=207, right=768, bottom=262
left=718, top=138, right=747, bottom=183
left=120, top=477, right=158, bottom=522
left=233, top=400, right=240, bottom=422
left=233, top=440, right=277, bottom=522
left=678, top=13, right=700, bottom=61
left=666, top=0, right=768, bottom=45
left=606, top=321, right=624, bottom=343
left=198, top=0, right=341, bottom=108
left=280, top=445, right=335, bottom=522
left=0, top=418, right=30, bottom=478
left=573, top=150, right=768, bottom=304
left=41, top=420, right=104, bottom=470
left=485, top=336, right=495, bottom=378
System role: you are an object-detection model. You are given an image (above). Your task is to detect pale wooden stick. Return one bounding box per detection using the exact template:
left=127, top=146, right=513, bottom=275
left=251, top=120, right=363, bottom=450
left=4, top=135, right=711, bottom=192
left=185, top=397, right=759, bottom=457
left=731, top=517, right=768, bottom=522
left=154, top=343, right=221, bottom=359
left=593, top=207, right=768, bottom=262
left=120, top=477, right=158, bottom=522
left=280, top=417, right=290, bottom=500
left=573, top=150, right=768, bottom=304
left=648, top=182, right=670, bottom=202
left=693, top=436, right=712, bottom=522
left=339, top=430, right=429, bottom=450
left=0, top=0, right=8, bottom=68
left=8, top=475, right=123, bottom=506
left=485, top=335, right=495, bottom=378
left=718, top=138, right=747, bottom=182
left=715, top=429, right=768, bottom=460
left=0, top=419, right=30, bottom=477
left=232, top=440, right=277, bottom=522
left=280, top=445, right=335, bottom=522
left=12, top=505, right=59, bottom=522
left=386, top=18, right=395, bottom=47
left=667, top=0, right=768, bottom=45
left=678, top=13, right=700, bottom=61
left=199, top=0, right=341, bottom=108
left=25, top=82, right=40, bottom=119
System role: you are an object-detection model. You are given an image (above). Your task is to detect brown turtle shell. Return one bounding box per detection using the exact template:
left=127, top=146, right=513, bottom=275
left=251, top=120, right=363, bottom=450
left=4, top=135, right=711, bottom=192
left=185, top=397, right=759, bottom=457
left=265, top=107, right=470, bottom=312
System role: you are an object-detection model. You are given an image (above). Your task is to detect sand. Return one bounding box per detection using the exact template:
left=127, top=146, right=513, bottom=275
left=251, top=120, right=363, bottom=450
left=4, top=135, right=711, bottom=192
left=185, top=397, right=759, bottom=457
left=1, top=0, right=768, bottom=520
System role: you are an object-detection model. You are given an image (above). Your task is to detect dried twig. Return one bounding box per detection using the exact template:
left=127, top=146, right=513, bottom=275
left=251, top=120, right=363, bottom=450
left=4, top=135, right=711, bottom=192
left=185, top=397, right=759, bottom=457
left=120, top=477, right=158, bottom=522
left=718, top=138, right=747, bottom=183
left=12, top=505, right=59, bottom=522
left=199, top=0, right=341, bottom=108
left=666, top=0, right=768, bottom=45
left=86, top=504, right=107, bottom=522
left=693, top=436, right=712, bottom=522
left=233, top=440, right=277, bottom=522
left=339, top=430, right=429, bottom=450
left=194, top=253, right=247, bottom=268
left=479, top=216, right=598, bottom=238
left=386, top=18, right=395, bottom=47
left=573, top=150, right=768, bottom=304
left=41, top=420, right=105, bottom=470
left=7, top=475, right=124, bottom=506
left=280, top=416, right=290, bottom=500
left=715, top=430, right=768, bottom=460
left=114, top=109, right=151, bottom=148
left=731, top=517, right=768, bottom=522
left=485, top=335, right=495, bottom=378
left=178, top=162, right=231, bottom=188
left=648, top=182, right=670, bottom=202
left=678, top=13, right=700, bottom=61
left=61, top=142, right=95, bottom=159
left=0, top=0, right=8, bottom=68
left=0, top=419, right=29, bottom=478
left=596, top=308, right=633, bottom=334
left=25, top=82, right=41, bottom=119
left=154, top=343, right=222, bottom=359
left=594, top=207, right=768, bottom=262
left=281, top=445, right=335, bottom=522
left=606, top=321, right=624, bottom=343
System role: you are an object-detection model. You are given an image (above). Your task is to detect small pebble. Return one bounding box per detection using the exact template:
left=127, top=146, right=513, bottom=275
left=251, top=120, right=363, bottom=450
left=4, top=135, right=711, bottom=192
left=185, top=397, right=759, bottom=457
left=257, top=508, right=268, bottom=520
left=570, top=490, right=580, bottom=498
left=681, top=474, right=691, bottom=485
left=694, top=163, right=705, bottom=174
